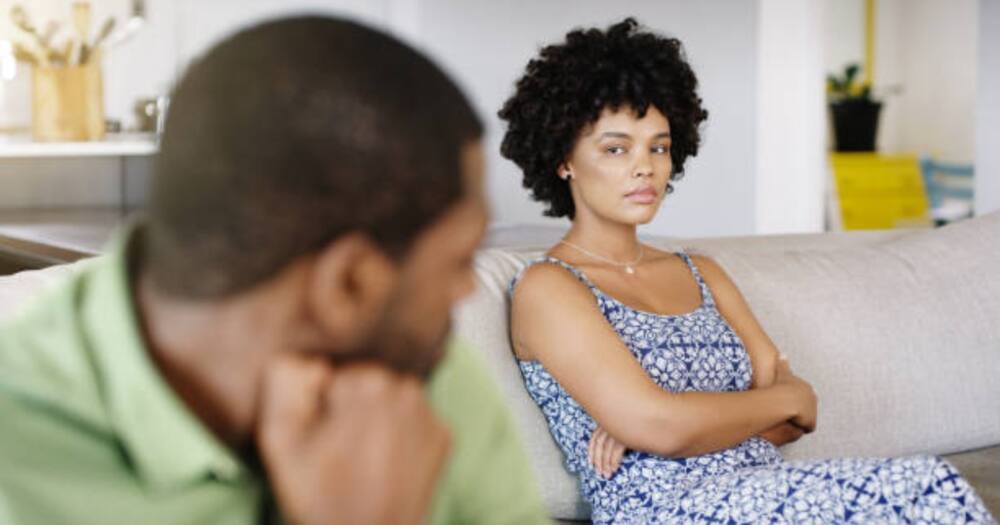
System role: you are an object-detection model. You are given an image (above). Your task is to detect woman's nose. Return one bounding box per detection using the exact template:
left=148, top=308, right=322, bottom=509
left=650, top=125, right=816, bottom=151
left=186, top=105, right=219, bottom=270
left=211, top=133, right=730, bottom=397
left=632, top=164, right=654, bottom=178
left=633, top=150, right=654, bottom=178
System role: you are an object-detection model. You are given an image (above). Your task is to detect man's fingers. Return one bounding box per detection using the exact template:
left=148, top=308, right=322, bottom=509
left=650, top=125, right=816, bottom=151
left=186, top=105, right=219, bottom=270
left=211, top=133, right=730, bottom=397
left=259, top=355, right=331, bottom=448
left=325, top=363, right=392, bottom=414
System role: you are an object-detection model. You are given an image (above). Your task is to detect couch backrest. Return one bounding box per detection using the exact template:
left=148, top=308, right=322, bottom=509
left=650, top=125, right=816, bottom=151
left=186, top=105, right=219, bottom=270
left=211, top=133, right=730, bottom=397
left=454, top=213, right=1000, bottom=519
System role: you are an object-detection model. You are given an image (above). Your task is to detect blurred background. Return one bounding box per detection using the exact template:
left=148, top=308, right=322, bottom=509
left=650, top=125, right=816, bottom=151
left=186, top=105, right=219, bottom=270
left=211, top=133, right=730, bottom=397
left=0, top=0, right=995, bottom=272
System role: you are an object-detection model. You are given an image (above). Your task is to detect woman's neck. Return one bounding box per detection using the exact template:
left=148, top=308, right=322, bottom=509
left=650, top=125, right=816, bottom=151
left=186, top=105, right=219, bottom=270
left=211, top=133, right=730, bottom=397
left=562, top=213, right=641, bottom=261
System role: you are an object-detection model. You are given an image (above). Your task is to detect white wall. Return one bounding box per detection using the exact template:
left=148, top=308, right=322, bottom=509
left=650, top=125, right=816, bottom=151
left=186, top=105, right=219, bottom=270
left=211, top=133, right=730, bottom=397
left=11, top=1, right=890, bottom=239
left=755, top=0, right=826, bottom=234
left=824, top=0, right=866, bottom=78
left=415, top=0, right=760, bottom=238
left=0, top=0, right=394, bottom=128
left=823, top=0, right=979, bottom=163
left=976, top=0, right=1000, bottom=215
left=882, top=0, right=978, bottom=163
left=1, top=0, right=764, bottom=237
left=5, top=1, right=987, bottom=232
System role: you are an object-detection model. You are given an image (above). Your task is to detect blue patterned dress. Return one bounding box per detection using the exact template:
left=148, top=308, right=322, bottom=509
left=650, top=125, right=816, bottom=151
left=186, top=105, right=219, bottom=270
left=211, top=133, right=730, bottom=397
left=510, top=253, right=996, bottom=524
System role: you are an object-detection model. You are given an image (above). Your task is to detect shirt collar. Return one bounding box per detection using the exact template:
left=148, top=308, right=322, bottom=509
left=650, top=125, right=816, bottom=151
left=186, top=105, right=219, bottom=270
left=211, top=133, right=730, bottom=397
left=83, top=224, right=247, bottom=491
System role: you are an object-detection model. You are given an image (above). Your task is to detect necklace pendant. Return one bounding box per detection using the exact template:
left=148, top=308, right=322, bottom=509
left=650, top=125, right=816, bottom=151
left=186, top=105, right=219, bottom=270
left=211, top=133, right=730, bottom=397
left=625, top=266, right=635, bottom=275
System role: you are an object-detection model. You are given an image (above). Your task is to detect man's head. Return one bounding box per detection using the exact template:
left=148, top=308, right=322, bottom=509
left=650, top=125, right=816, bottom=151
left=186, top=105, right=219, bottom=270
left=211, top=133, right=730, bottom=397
left=145, top=17, right=487, bottom=377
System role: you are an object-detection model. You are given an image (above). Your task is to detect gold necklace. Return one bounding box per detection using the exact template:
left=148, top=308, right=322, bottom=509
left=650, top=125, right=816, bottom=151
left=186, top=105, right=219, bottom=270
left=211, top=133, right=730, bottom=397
left=559, top=240, right=644, bottom=275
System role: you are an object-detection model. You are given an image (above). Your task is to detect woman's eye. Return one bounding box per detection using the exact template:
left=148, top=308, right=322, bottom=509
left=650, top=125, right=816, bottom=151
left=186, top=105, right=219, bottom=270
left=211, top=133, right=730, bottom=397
left=652, top=144, right=670, bottom=154
left=606, top=145, right=626, bottom=155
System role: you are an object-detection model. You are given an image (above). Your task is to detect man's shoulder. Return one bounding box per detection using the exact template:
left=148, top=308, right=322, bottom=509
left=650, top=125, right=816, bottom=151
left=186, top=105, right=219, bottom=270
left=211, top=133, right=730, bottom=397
left=426, top=339, right=498, bottom=412
left=425, top=338, right=516, bottom=453
left=0, top=259, right=112, bottom=429
left=423, top=339, right=552, bottom=525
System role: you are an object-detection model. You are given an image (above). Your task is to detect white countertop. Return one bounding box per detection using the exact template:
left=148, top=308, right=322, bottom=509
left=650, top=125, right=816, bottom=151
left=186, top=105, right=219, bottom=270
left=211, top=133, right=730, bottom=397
left=0, top=133, right=158, bottom=158
left=0, top=209, right=123, bottom=264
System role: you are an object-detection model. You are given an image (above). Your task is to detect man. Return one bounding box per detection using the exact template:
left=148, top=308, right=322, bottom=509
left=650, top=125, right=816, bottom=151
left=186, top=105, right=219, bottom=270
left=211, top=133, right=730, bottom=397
left=0, top=16, right=550, bottom=525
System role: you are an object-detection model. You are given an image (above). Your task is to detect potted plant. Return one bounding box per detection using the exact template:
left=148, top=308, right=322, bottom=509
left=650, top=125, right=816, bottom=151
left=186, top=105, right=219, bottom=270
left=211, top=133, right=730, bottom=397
left=827, top=63, right=882, bottom=152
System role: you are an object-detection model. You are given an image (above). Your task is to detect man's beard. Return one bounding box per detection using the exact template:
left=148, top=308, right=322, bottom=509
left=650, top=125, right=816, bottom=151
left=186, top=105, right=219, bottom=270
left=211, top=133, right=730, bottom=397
left=328, top=299, right=451, bottom=380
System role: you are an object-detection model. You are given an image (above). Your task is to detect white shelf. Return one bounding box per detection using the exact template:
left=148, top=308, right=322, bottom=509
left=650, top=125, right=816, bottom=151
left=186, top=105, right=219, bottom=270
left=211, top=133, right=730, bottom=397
left=0, top=133, right=158, bottom=158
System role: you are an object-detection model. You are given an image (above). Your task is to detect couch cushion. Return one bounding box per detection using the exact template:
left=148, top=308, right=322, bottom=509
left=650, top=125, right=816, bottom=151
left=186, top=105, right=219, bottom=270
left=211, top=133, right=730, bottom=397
left=944, top=445, right=1000, bottom=518
left=454, top=212, right=1000, bottom=519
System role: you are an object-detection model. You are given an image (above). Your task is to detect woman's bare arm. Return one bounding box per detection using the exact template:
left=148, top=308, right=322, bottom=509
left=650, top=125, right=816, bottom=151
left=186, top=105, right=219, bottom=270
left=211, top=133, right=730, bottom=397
left=511, top=263, right=816, bottom=458
left=691, top=255, right=816, bottom=446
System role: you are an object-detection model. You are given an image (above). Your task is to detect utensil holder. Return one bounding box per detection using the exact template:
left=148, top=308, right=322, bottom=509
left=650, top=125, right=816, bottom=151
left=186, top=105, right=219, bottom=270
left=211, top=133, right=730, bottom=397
left=31, top=59, right=105, bottom=141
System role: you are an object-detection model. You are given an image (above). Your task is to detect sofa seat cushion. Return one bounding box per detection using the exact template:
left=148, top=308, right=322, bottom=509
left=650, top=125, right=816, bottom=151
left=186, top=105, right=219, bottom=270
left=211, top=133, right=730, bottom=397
left=944, top=445, right=1000, bottom=517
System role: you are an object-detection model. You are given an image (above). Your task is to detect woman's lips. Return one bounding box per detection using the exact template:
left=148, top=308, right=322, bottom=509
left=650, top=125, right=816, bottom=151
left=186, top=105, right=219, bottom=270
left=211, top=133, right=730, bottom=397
left=625, top=187, right=658, bottom=204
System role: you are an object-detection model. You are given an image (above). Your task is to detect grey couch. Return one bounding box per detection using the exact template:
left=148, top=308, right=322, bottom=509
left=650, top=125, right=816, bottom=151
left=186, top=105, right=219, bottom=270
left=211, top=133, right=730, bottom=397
left=1, top=214, right=998, bottom=523
left=454, top=212, right=1000, bottom=522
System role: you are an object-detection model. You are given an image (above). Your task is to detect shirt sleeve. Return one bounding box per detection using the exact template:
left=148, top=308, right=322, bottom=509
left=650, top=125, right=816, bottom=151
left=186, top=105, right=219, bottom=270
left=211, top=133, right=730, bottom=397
left=425, top=338, right=552, bottom=525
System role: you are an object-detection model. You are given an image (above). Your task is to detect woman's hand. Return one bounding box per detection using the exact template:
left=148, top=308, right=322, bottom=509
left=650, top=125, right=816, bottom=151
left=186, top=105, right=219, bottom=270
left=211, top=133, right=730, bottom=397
left=758, top=421, right=806, bottom=447
left=588, top=426, right=627, bottom=479
left=773, top=354, right=818, bottom=433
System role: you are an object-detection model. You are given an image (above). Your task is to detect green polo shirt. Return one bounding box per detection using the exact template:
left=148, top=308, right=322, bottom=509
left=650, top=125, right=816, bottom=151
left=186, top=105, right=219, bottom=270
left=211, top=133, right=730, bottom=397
left=0, top=230, right=550, bottom=525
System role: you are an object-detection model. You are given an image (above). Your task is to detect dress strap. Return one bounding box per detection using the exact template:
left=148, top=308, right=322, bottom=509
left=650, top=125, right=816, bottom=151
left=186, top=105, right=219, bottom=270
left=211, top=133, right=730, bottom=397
left=508, top=256, right=600, bottom=298
left=675, top=251, right=716, bottom=307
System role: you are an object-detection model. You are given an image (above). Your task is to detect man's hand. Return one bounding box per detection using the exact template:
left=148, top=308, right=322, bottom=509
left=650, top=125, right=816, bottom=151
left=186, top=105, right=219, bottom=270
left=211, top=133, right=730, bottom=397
left=588, top=426, right=626, bottom=479
left=773, top=354, right=818, bottom=434
left=257, top=354, right=451, bottom=525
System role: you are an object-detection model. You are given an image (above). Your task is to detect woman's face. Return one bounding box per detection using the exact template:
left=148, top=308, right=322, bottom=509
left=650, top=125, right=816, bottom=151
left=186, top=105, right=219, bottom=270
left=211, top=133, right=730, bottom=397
left=562, top=105, right=672, bottom=226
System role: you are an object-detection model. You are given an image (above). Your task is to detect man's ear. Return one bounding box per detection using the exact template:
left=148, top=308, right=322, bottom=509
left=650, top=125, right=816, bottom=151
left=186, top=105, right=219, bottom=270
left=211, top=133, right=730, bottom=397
left=304, top=233, right=397, bottom=353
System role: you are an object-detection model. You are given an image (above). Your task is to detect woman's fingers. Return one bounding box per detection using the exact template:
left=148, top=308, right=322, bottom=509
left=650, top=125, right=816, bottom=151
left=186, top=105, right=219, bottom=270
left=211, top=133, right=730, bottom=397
left=595, top=429, right=608, bottom=475
left=589, top=427, right=629, bottom=478
left=588, top=427, right=601, bottom=470
left=607, top=438, right=626, bottom=475
left=602, top=431, right=617, bottom=477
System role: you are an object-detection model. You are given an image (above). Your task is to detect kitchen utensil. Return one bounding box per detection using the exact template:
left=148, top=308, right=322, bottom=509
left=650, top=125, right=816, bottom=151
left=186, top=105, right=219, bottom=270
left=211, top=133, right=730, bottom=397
left=109, top=0, right=145, bottom=47
left=71, top=1, right=92, bottom=65
left=80, top=17, right=114, bottom=64
left=61, top=40, right=73, bottom=62
left=13, top=42, right=39, bottom=65
left=45, top=40, right=68, bottom=66
left=10, top=5, right=50, bottom=66
left=39, top=21, right=59, bottom=50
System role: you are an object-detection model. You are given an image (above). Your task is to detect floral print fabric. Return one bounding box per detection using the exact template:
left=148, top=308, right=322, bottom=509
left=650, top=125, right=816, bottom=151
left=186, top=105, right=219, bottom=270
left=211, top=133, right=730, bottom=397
left=510, top=254, right=995, bottom=524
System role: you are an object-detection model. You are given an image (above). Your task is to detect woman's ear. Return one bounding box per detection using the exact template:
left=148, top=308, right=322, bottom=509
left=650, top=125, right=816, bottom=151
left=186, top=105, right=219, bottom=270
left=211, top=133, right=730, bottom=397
left=557, top=161, right=573, bottom=181
left=304, top=233, right=398, bottom=354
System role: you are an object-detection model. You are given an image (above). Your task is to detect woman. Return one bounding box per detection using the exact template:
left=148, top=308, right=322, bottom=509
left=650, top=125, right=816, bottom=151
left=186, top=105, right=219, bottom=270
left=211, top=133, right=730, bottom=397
left=501, top=18, right=995, bottom=524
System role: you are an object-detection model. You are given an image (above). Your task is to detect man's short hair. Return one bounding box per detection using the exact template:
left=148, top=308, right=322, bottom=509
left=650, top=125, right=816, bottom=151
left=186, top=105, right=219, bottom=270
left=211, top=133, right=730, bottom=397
left=147, top=16, right=483, bottom=298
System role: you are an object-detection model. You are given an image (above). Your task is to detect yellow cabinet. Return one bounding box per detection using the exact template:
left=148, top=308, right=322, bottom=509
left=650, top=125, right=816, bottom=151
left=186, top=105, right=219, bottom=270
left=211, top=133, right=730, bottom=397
left=830, top=154, right=931, bottom=230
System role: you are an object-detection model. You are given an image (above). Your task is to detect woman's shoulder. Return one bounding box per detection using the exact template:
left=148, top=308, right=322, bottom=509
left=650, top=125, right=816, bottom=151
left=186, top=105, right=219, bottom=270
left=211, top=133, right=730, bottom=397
left=509, top=255, right=593, bottom=301
left=642, top=245, right=723, bottom=273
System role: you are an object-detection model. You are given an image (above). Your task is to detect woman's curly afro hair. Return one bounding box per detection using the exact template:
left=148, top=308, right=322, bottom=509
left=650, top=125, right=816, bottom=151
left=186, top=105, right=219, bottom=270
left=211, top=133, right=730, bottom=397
left=498, top=18, right=708, bottom=219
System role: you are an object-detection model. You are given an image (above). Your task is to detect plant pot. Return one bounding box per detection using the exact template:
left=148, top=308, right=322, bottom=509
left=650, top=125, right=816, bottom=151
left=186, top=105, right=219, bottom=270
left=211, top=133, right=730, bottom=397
left=830, top=99, right=882, bottom=152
